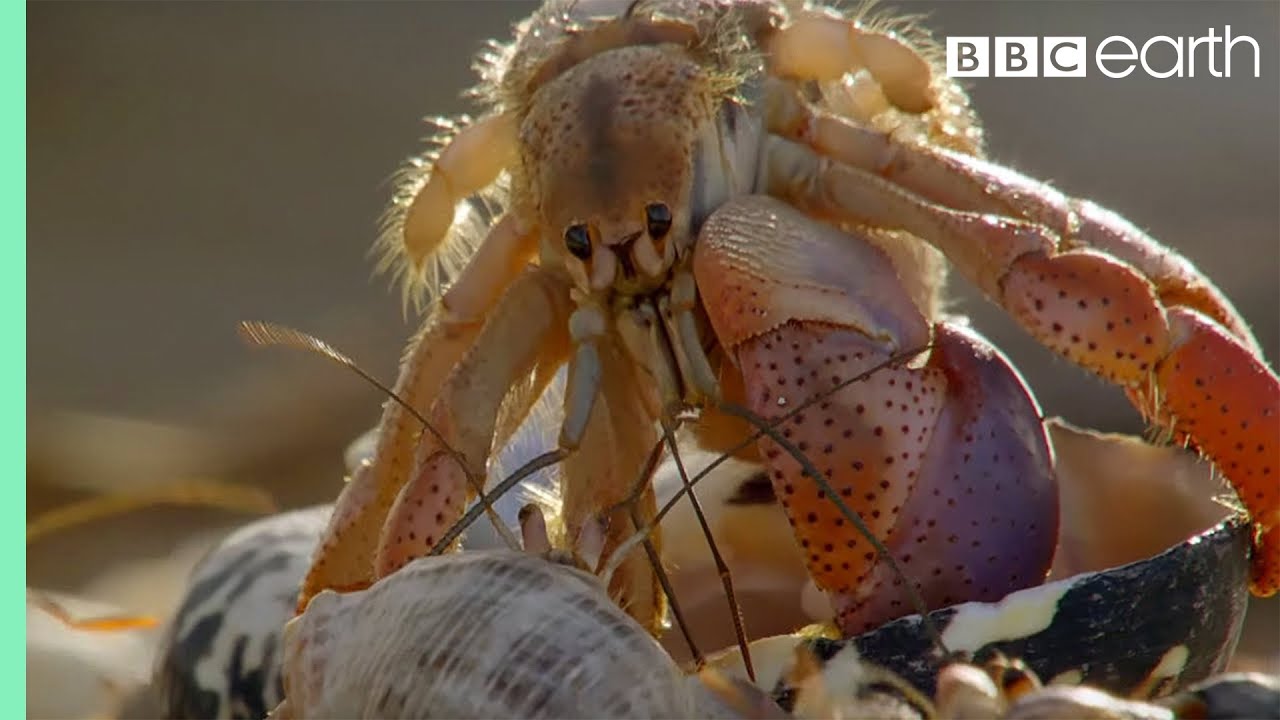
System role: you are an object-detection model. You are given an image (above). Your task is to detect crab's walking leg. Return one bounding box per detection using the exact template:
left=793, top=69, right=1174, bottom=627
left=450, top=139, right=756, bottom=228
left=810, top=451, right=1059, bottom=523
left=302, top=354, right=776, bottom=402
left=763, top=127, right=1280, bottom=594
left=297, top=215, right=537, bottom=611
left=560, top=322, right=667, bottom=634
left=374, top=266, right=573, bottom=577
left=694, top=196, right=1058, bottom=634
left=377, top=295, right=666, bottom=632
left=764, top=84, right=1260, bottom=350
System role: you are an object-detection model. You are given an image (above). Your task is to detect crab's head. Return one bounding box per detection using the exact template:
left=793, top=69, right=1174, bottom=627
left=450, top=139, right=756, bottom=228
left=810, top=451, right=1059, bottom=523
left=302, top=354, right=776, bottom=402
left=520, top=44, right=754, bottom=297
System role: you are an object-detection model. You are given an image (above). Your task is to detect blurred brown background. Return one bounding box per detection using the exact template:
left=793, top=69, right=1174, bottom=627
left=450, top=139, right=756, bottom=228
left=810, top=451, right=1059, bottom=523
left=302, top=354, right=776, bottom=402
left=28, top=0, right=1278, bottom=678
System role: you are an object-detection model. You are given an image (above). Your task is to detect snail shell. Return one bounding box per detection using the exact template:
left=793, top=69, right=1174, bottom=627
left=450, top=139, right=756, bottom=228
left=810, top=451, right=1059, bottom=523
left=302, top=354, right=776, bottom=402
left=154, top=503, right=331, bottom=719
left=277, top=550, right=711, bottom=719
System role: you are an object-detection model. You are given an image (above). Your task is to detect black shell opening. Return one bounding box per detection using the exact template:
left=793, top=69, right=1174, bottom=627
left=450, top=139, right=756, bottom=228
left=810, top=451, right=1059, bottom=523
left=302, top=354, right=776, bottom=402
left=806, top=515, right=1253, bottom=700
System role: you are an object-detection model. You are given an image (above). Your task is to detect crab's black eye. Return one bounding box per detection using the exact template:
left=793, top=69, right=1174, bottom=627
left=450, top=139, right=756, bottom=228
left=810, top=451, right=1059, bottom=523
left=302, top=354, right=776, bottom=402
left=564, top=224, right=592, bottom=260
left=645, top=203, right=672, bottom=239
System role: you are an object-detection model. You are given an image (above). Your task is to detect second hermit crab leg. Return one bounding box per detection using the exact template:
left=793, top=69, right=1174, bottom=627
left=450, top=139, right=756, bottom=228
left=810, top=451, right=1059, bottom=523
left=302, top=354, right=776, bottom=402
left=762, top=133, right=1280, bottom=594
left=559, top=311, right=668, bottom=634
left=374, top=266, right=574, bottom=577
left=297, top=215, right=537, bottom=611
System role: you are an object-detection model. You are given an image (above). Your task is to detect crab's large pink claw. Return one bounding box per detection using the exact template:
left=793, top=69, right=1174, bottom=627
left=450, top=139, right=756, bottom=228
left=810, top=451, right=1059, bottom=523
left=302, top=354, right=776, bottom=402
left=695, top=196, right=1058, bottom=634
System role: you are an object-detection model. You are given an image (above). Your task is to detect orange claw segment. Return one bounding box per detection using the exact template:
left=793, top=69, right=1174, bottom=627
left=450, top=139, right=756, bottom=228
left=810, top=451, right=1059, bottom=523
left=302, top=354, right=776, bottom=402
left=1001, top=250, right=1170, bottom=384
left=1071, top=199, right=1259, bottom=352
left=295, top=308, right=487, bottom=614
left=297, top=241, right=528, bottom=611
left=297, top=466, right=391, bottom=613
left=1146, top=307, right=1280, bottom=596
left=374, top=451, right=468, bottom=578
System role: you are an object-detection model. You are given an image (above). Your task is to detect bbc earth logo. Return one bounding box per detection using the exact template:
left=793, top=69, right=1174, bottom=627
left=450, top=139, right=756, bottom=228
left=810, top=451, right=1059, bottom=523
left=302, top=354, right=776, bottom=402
left=946, top=29, right=1261, bottom=78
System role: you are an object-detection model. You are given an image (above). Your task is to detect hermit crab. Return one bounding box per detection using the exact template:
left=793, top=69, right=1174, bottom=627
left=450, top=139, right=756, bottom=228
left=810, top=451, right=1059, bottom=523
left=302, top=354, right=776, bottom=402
left=155, top=419, right=1264, bottom=717
left=167, top=0, right=1279, bottom=716
left=292, top=0, right=1276, bottom=641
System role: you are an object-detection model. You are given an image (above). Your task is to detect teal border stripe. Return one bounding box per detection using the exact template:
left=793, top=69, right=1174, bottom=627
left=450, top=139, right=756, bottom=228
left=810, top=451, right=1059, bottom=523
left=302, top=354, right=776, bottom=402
left=11, top=0, right=28, bottom=712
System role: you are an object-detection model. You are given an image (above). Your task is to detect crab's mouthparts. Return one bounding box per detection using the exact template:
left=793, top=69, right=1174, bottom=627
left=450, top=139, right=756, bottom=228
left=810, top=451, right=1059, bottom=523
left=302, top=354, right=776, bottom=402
left=616, top=241, right=640, bottom=279
left=616, top=290, right=721, bottom=418
left=646, top=295, right=691, bottom=407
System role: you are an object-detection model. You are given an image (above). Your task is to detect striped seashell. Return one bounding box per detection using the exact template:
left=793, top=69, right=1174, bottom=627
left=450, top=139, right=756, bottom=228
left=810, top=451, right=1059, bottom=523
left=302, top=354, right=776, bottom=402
left=274, top=550, right=712, bottom=719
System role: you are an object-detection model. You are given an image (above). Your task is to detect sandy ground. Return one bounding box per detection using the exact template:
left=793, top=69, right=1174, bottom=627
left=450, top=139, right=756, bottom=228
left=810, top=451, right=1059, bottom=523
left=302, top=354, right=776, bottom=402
left=28, top=1, right=1279, bottom=714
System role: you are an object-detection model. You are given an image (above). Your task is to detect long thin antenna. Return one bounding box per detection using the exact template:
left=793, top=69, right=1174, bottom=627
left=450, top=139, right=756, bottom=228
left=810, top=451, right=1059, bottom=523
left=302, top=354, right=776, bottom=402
left=624, top=437, right=708, bottom=667
left=236, top=320, right=520, bottom=551
left=603, top=435, right=706, bottom=665
left=660, top=418, right=756, bottom=681
left=630, top=497, right=703, bottom=663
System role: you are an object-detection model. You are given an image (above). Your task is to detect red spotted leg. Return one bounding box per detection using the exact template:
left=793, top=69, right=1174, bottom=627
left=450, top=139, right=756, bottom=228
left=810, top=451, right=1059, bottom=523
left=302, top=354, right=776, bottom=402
left=369, top=277, right=669, bottom=634
left=761, top=105, right=1280, bottom=595
left=694, top=196, right=1058, bottom=634
left=298, top=214, right=538, bottom=612
left=372, top=266, right=573, bottom=577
